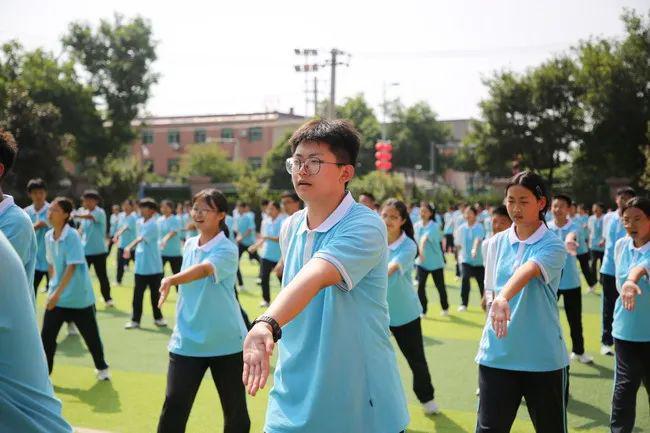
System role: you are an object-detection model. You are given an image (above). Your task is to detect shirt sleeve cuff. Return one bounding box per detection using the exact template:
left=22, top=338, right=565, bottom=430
left=313, top=252, right=354, bottom=292
left=201, top=259, right=218, bottom=282
left=66, top=259, right=86, bottom=265
left=528, top=258, right=550, bottom=284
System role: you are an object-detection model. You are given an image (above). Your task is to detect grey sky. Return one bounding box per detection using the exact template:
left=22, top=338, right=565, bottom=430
left=1, top=0, right=647, bottom=120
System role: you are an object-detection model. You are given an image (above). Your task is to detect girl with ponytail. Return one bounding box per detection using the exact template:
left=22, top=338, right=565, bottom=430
left=381, top=198, right=439, bottom=415
left=157, top=188, right=250, bottom=433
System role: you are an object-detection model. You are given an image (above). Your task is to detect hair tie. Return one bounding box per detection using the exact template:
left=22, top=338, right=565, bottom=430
left=535, top=185, right=543, bottom=197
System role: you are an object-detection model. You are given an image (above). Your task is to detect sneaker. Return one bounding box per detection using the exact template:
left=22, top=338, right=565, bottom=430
left=600, top=345, right=614, bottom=356
left=422, top=399, right=440, bottom=415
left=259, top=300, right=270, bottom=308
left=105, top=299, right=115, bottom=308
left=440, top=309, right=449, bottom=317
left=570, top=352, right=594, bottom=364
left=476, top=387, right=480, bottom=396
left=154, top=318, right=168, bottom=327
left=67, top=322, right=79, bottom=336
left=96, top=368, right=111, bottom=381
left=457, top=305, right=467, bottom=312
left=256, top=277, right=262, bottom=286
left=412, top=278, right=418, bottom=286
left=124, top=321, right=140, bottom=330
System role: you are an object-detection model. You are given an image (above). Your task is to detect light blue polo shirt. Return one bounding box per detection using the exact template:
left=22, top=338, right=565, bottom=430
left=168, top=232, right=247, bottom=356
left=387, top=233, right=422, bottom=327
left=117, top=212, right=138, bottom=249
left=266, top=192, right=409, bottom=433
left=25, top=202, right=50, bottom=272
left=601, top=213, right=627, bottom=276
left=0, top=194, right=37, bottom=299
left=158, top=215, right=182, bottom=257
left=410, top=207, right=421, bottom=225
left=260, top=215, right=285, bottom=263
left=45, top=226, right=95, bottom=308
left=109, top=212, right=119, bottom=237
left=613, top=237, right=650, bottom=342
left=458, top=222, right=486, bottom=266
left=443, top=212, right=454, bottom=235
left=588, top=215, right=604, bottom=252
left=80, top=206, right=107, bottom=256
left=135, top=217, right=163, bottom=275
left=548, top=220, right=581, bottom=291
left=414, top=220, right=444, bottom=271
left=236, top=212, right=256, bottom=247
left=476, top=224, right=570, bottom=372
left=0, top=231, right=72, bottom=433
left=573, top=215, right=589, bottom=255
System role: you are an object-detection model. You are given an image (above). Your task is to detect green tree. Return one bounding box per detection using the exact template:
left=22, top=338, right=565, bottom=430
left=178, top=144, right=241, bottom=183
left=234, top=166, right=268, bottom=210
left=90, top=154, right=155, bottom=205
left=348, top=171, right=406, bottom=202
left=260, top=131, right=294, bottom=191
left=388, top=101, right=451, bottom=173
left=336, top=94, right=382, bottom=175
left=62, top=13, right=159, bottom=158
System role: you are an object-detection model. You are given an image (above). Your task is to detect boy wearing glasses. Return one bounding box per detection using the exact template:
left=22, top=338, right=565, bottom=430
left=242, top=119, right=409, bottom=433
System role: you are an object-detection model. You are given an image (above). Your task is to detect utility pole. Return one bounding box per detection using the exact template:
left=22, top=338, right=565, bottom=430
left=313, top=76, right=318, bottom=117
left=293, top=49, right=319, bottom=117
left=326, top=48, right=349, bottom=119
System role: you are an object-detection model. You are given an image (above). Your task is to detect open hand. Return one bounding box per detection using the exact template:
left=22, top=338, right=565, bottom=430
left=242, top=322, right=275, bottom=396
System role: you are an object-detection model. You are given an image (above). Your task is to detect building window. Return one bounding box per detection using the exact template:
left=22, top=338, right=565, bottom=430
left=168, top=130, right=180, bottom=145
left=194, top=129, right=206, bottom=143
left=249, top=127, right=263, bottom=141
left=167, top=159, right=180, bottom=173
left=143, top=159, right=154, bottom=173
left=247, top=157, right=262, bottom=169
left=141, top=130, right=154, bottom=144
left=221, top=128, right=234, bottom=139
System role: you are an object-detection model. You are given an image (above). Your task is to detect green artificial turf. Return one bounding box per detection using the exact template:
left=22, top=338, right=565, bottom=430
left=36, top=253, right=649, bottom=433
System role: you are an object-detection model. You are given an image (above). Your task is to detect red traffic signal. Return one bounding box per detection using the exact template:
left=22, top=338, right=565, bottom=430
left=375, top=141, right=393, bottom=171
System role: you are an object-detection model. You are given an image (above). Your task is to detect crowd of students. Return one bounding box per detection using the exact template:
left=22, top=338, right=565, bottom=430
left=0, top=121, right=648, bottom=433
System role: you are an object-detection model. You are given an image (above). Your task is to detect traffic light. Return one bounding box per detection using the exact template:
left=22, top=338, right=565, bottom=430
left=375, top=141, right=392, bottom=171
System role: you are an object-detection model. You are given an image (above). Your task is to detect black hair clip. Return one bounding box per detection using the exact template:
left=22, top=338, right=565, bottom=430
left=535, top=185, right=543, bottom=197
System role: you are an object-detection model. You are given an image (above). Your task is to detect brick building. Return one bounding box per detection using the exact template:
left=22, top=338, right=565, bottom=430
left=131, top=111, right=305, bottom=176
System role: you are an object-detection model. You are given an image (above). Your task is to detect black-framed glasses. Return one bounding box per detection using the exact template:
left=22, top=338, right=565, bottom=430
left=285, top=157, right=346, bottom=176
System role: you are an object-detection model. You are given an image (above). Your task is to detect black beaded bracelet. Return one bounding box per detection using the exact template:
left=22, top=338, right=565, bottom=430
left=252, top=315, right=282, bottom=342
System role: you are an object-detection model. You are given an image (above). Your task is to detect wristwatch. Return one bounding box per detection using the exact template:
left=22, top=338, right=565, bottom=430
left=252, top=315, right=282, bottom=342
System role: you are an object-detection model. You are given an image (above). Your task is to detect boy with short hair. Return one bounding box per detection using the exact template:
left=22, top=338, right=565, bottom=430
left=242, top=119, right=408, bottom=433
left=25, top=178, right=50, bottom=295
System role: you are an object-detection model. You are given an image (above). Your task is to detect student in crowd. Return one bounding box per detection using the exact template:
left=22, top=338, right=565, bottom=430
left=273, top=191, right=303, bottom=279
left=382, top=198, right=439, bottom=415
left=113, top=199, right=138, bottom=285
left=457, top=205, right=486, bottom=311
left=242, top=119, right=409, bottom=433
left=572, top=203, right=598, bottom=291
left=248, top=200, right=284, bottom=307
left=234, top=201, right=258, bottom=290
left=25, top=178, right=50, bottom=295
left=41, top=197, right=110, bottom=380
left=0, top=230, right=73, bottom=433
left=477, top=171, right=569, bottom=433
left=414, top=201, right=449, bottom=316
left=479, top=205, right=512, bottom=312
left=443, top=205, right=455, bottom=253
left=158, top=199, right=183, bottom=281
left=157, top=188, right=250, bottom=433
left=588, top=202, right=606, bottom=290
left=610, top=196, right=650, bottom=433
left=409, top=202, right=421, bottom=225
left=548, top=194, right=593, bottom=364
left=359, top=191, right=377, bottom=211
left=176, top=202, right=186, bottom=241
left=182, top=200, right=197, bottom=240
left=75, top=190, right=113, bottom=307
left=123, top=198, right=166, bottom=330
left=600, top=187, right=636, bottom=356
left=0, top=129, right=38, bottom=303
left=108, top=204, right=121, bottom=255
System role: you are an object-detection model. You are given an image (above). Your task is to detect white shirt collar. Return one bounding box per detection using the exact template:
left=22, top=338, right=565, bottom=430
left=140, top=216, right=156, bottom=226
left=46, top=224, right=72, bottom=243
left=388, top=232, right=407, bottom=251
left=25, top=201, right=49, bottom=214
left=198, top=231, right=226, bottom=252
left=298, top=191, right=356, bottom=234
left=0, top=194, right=15, bottom=216
left=627, top=237, right=650, bottom=254
left=508, top=223, right=548, bottom=245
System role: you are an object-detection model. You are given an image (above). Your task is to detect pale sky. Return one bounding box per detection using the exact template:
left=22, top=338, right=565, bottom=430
left=1, top=0, right=647, bottom=120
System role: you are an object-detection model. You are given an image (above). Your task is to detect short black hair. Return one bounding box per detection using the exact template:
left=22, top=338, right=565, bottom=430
left=622, top=196, right=650, bottom=217
left=594, top=202, right=605, bottom=210
left=289, top=119, right=360, bottom=167
left=160, top=199, right=175, bottom=210
left=492, top=204, right=511, bottom=220
left=360, top=192, right=376, bottom=202
left=138, top=197, right=159, bottom=211
left=260, top=199, right=269, bottom=206
left=82, top=189, right=101, bottom=201
left=27, top=178, right=47, bottom=192
left=616, top=186, right=636, bottom=197
left=553, top=194, right=572, bottom=207
left=0, top=129, right=18, bottom=182
left=280, top=191, right=300, bottom=202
